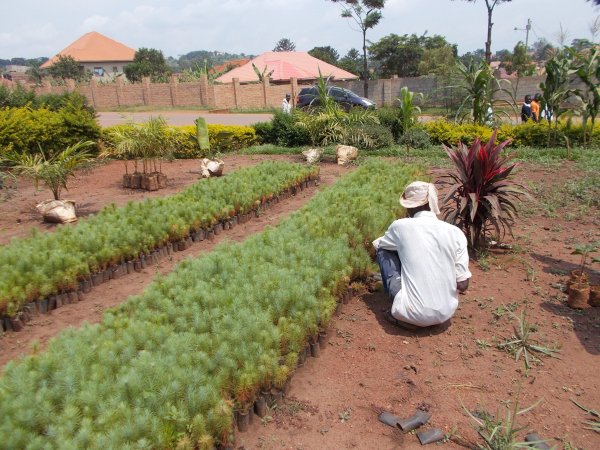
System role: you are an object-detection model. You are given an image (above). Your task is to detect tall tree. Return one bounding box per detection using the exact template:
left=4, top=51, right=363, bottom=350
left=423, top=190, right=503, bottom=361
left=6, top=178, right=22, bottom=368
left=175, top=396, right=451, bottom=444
left=370, top=33, right=456, bottom=78
left=47, top=55, right=88, bottom=82
left=124, top=48, right=171, bottom=83
left=329, top=0, right=386, bottom=98
left=459, top=49, right=486, bottom=66
left=26, top=64, right=44, bottom=85
left=452, top=0, right=512, bottom=64
left=337, top=48, right=362, bottom=75
left=273, top=38, right=296, bottom=52
left=418, top=46, right=458, bottom=77
left=308, top=46, right=340, bottom=65
left=501, top=42, right=536, bottom=76
left=531, top=38, right=555, bottom=62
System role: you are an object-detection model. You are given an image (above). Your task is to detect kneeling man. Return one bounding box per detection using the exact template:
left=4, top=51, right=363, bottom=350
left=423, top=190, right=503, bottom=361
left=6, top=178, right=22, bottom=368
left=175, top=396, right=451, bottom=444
left=373, top=181, right=471, bottom=330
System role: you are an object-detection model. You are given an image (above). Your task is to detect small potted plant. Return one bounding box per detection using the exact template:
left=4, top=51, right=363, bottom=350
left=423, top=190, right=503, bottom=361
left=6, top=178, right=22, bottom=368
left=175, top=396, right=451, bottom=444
left=568, top=242, right=599, bottom=309
left=4, top=141, right=95, bottom=223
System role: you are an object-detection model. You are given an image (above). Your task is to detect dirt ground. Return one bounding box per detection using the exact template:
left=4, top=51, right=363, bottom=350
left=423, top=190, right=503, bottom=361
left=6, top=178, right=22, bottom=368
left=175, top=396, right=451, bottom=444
left=1, top=155, right=599, bottom=449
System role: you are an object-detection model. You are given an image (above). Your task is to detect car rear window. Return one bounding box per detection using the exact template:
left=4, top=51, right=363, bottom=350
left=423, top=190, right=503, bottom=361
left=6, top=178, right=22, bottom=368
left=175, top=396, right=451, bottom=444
left=299, top=88, right=317, bottom=95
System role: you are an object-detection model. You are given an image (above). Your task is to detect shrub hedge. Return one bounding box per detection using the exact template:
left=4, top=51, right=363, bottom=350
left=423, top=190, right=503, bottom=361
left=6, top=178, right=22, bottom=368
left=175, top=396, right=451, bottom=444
left=0, top=99, right=100, bottom=156
left=422, top=119, right=600, bottom=148
left=251, top=107, right=599, bottom=150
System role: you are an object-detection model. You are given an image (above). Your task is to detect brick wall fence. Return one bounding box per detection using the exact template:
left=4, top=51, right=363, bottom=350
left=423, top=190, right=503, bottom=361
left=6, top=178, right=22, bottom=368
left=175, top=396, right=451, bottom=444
left=29, top=74, right=551, bottom=110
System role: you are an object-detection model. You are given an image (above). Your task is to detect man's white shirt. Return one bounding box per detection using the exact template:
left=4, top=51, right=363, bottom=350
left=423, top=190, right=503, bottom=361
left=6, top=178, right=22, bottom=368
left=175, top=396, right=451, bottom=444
left=373, top=211, right=471, bottom=326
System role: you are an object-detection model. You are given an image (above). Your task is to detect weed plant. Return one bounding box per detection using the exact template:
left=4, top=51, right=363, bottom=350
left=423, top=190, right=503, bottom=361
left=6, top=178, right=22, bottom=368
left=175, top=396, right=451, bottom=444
left=464, top=391, right=543, bottom=450
left=496, top=308, right=561, bottom=375
left=0, top=159, right=421, bottom=447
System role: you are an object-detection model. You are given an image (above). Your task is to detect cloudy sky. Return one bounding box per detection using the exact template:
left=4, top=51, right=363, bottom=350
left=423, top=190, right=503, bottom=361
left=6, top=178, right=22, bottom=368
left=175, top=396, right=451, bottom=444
left=1, top=0, right=598, bottom=60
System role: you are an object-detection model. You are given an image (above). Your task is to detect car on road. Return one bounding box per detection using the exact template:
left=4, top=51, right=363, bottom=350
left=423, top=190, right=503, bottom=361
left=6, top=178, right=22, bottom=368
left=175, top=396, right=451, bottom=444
left=296, top=86, right=376, bottom=110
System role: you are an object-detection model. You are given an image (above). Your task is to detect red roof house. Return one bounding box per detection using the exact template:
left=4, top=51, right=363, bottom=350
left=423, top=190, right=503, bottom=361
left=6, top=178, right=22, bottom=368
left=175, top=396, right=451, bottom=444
left=215, top=52, right=358, bottom=84
left=41, top=32, right=135, bottom=79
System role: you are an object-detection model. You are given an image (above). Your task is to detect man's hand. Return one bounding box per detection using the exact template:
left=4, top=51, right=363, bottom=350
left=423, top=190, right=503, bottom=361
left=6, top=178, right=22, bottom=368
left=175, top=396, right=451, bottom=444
left=457, top=279, right=469, bottom=293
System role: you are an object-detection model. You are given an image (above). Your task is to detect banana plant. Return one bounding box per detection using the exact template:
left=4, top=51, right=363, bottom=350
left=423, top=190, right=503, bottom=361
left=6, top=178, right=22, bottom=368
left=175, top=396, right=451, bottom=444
left=194, top=116, right=211, bottom=155
left=252, top=63, right=274, bottom=82
left=397, top=86, right=423, bottom=135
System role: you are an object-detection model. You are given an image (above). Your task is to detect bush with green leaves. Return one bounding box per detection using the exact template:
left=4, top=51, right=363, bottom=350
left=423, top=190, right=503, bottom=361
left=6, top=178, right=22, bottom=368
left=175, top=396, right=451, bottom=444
left=0, top=99, right=100, bottom=156
left=423, top=118, right=600, bottom=148
left=0, top=160, right=421, bottom=448
left=0, top=83, right=36, bottom=108
left=0, top=161, right=316, bottom=317
left=398, top=127, right=432, bottom=149
left=375, top=107, right=403, bottom=140
left=337, top=122, right=394, bottom=149
left=252, top=111, right=310, bottom=147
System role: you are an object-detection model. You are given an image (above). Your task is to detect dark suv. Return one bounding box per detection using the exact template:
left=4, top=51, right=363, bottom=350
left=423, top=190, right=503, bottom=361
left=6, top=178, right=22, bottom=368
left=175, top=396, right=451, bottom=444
left=296, top=86, right=375, bottom=110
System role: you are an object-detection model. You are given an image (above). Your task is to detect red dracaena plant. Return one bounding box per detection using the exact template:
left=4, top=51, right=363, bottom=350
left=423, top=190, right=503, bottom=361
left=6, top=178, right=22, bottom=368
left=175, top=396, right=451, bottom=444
left=438, top=131, right=526, bottom=249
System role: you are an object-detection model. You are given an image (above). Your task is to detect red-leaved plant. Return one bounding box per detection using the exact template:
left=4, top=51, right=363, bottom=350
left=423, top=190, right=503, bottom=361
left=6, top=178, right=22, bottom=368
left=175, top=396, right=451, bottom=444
left=438, top=131, right=526, bottom=249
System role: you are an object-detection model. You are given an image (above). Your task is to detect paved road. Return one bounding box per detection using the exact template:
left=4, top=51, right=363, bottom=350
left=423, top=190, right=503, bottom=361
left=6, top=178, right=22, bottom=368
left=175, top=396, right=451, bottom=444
left=97, top=111, right=273, bottom=127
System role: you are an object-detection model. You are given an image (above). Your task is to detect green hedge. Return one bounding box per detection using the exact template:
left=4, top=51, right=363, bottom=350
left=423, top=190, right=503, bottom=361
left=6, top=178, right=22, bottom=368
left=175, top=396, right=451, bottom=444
left=422, top=119, right=600, bottom=148
left=0, top=98, right=100, bottom=155
left=0, top=159, right=421, bottom=449
left=0, top=161, right=316, bottom=317
left=101, top=123, right=259, bottom=159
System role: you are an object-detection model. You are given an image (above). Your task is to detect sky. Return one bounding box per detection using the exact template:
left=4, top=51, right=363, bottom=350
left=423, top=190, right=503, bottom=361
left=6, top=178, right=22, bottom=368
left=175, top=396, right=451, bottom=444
left=1, top=0, right=598, bottom=61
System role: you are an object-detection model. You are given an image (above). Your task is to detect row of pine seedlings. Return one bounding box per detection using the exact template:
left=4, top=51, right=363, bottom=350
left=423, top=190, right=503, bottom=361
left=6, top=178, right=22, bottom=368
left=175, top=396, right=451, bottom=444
left=0, top=161, right=319, bottom=332
left=0, top=160, right=421, bottom=449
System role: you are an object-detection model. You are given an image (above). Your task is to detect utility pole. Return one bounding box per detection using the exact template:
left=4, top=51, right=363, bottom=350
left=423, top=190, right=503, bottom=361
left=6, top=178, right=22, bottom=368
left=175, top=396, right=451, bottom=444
left=514, top=18, right=532, bottom=49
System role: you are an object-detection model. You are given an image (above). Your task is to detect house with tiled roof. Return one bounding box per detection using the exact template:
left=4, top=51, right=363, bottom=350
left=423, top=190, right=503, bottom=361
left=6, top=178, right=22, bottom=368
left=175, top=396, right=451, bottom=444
left=41, top=31, right=135, bottom=80
left=215, top=52, right=358, bottom=84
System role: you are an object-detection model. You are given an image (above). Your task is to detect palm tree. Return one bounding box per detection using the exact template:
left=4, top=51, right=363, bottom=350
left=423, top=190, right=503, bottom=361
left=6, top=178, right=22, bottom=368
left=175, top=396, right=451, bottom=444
left=4, top=141, right=94, bottom=200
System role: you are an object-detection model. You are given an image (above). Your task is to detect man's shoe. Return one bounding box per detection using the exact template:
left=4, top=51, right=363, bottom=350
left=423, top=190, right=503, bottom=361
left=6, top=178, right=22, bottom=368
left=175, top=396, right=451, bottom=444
left=384, top=310, right=420, bottom=331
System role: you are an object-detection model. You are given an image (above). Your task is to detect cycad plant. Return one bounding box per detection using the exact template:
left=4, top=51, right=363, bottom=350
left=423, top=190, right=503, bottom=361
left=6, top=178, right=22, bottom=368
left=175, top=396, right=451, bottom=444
left=438, top=131, right=526, bottom=249
left=4, top=140, right=94, bottom=200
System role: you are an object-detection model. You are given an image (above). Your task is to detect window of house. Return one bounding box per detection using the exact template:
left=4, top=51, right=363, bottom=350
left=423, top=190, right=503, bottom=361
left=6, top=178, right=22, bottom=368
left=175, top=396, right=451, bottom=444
left=93, top=67, right=104, bottom=77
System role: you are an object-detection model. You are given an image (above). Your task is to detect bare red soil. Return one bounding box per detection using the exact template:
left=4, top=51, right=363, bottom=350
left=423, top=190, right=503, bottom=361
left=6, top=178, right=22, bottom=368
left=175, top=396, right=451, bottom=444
left=1, top=156, right=599, bottom=449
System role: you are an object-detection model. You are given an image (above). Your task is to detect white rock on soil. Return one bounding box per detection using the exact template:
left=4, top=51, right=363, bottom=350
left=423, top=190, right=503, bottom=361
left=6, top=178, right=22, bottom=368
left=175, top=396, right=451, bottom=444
left=302, top=148, right=323, bottom=164
left=36, top=199, right=78, bottom=223
left=336, top=144, right=358, bottom=166
left=200, top=158, right=225, bottom=178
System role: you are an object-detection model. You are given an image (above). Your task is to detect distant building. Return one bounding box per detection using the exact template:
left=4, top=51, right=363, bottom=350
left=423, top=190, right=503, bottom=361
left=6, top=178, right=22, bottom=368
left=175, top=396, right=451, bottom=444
left=215, top=51, right=359, bottom=84
left=41, top=31, right=135, bottom=80
left=4, top=65, right=29, bottom=73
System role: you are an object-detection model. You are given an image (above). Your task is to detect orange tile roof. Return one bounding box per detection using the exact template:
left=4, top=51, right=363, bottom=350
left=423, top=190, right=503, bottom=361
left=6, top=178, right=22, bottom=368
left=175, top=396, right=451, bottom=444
left=41, top=32, right=135, bottom=68
left=215, top=52, right=359, bottom=83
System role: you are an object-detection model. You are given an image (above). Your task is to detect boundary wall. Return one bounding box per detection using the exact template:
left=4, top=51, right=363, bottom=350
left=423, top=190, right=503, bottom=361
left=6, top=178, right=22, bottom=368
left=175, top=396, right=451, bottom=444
left=28, top=74, right=549, bottom=109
